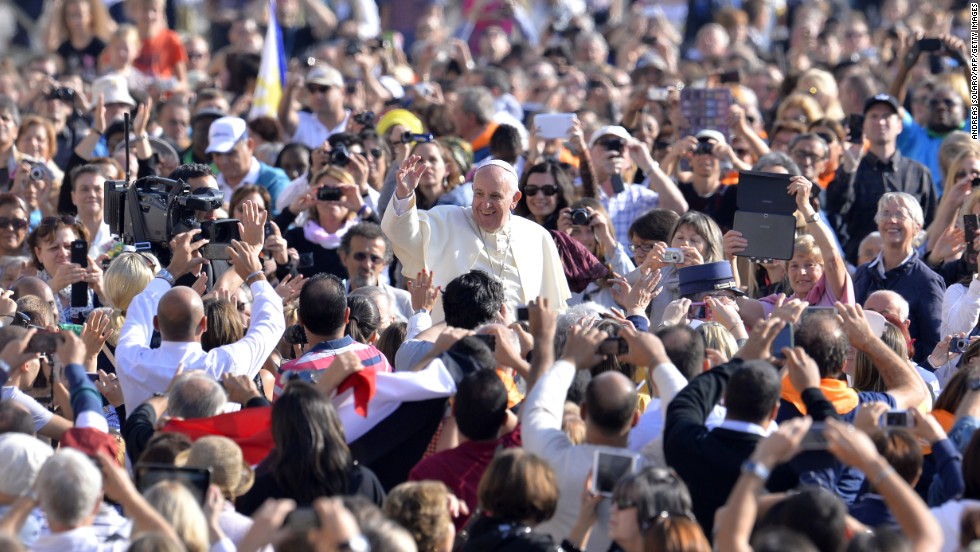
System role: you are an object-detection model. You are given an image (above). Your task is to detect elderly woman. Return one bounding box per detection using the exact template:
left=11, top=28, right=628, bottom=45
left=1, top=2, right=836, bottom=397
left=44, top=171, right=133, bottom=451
left=854, top=192, right=946, bottom=363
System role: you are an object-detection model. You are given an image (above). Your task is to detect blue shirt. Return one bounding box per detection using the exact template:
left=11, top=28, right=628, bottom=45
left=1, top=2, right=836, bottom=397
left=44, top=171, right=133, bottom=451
left=897, top=110, right=970, bottom=195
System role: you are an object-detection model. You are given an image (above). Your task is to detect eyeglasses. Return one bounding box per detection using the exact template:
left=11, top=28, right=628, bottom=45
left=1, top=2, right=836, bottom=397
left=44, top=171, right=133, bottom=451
left=307, top=84, right=332, bottom=95
left=628, top=243, right=656, bottom=253
left=791, top=150, right=825, bottom=163
left=877, top=210, right=910, bottom=221
left=0, top=217, right=28, bottom=231
left=612, top=495, right=638, bottom=509
left=524, top=185, right=559, bottom=197
left=352, top=252, right=384, bottom=265
left=39, top=215, right=77, bottom=227
left=929, top=98, right=958, bottom=108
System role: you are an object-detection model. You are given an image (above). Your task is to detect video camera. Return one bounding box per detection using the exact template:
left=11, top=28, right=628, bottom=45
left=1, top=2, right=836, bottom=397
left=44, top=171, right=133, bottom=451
left=104, top=177, right=241, bottom=265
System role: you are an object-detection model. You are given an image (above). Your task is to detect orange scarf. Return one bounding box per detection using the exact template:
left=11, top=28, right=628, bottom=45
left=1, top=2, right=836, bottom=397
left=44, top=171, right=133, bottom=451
left=780, top=374, right=859, bottom=416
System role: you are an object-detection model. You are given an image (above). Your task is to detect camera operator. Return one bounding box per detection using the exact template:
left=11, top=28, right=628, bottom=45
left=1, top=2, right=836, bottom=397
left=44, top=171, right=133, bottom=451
left=115, top=233, right=285, bottom=410
left=167, top=163, right=234, bottom=291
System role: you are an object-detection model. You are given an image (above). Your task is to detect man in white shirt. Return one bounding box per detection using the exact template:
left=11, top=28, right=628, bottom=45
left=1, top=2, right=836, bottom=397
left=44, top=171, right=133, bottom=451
left=115, top=234, right=284, bottom=409
left=382, top=158, right=570, bottom=323
left=279, top=66, right=350, bottom=150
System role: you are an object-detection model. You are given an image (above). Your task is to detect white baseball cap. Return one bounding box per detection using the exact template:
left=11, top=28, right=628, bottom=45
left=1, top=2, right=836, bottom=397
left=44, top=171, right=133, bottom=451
left=92, top=75, right=136, bottom=107
left=206, top=116, right=248, bottom=154
left=696, top=129, right=727, bottom=145
left=307, top=66, right=344, bottom=88
left=588, top=125, right=632, bottom=149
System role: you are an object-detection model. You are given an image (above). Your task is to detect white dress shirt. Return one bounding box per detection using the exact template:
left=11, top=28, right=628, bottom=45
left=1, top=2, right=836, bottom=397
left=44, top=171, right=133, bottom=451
left=115, top=277, right=285, bottom=409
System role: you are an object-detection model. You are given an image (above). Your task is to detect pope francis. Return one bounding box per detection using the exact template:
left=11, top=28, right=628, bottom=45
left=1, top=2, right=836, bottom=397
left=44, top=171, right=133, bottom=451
left=381, top=156, right=571, bottom=323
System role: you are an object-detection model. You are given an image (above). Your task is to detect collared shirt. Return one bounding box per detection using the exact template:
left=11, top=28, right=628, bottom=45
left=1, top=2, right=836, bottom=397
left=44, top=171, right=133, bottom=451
left=216, top=156, right=262, bottom=205
left=869, top=250, right=916, bottom=278
left=31, top=526, right=129, bottom=552
left=115, top=277, right=285, bottom=409
left=292, top=110, right=351, bottom=150
left=598, top=181, right=661, bottom=251
left=827, top=148, right=935, bottom=264
left=716, top=419, right=775, bottom=437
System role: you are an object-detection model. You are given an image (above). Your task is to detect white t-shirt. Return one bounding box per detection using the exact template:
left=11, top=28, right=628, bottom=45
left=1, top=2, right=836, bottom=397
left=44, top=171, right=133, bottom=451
left=1, top=386, right=53, bottom=431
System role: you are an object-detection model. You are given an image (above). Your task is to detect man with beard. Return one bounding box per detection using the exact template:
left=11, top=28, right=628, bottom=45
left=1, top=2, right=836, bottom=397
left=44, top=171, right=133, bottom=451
left=826, top=94, right=935, bottom=265
left=339, top=222, right=412, bottom=322
left=890, top=35, right=972, bottom=189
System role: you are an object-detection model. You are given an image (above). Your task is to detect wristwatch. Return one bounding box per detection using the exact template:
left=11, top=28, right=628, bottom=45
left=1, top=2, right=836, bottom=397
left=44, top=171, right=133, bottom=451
left=156, top=268, right=175, bottom=285
left=337, top=535, right=370, bottom=552
left=740, top=459, right=771, bottom=482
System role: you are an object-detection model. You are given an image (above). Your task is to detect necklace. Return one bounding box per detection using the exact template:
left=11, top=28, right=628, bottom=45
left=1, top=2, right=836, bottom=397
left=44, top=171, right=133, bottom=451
left=477, top=224, right=512, bottom=281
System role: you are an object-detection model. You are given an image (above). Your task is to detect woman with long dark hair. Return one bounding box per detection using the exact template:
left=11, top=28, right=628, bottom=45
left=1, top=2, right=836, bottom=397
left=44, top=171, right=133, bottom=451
left=236, top=381, right=385, bottom=515
left=514, top=161, right=577, bottom=231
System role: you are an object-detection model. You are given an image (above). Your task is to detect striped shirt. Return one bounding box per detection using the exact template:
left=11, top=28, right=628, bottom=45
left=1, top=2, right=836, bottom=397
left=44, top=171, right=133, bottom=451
left=274, top=336, right=392, bottom=397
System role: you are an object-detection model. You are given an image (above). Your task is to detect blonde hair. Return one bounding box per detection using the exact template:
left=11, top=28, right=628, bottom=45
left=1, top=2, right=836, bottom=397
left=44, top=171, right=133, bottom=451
left=142, top=481, right=209, bottom=552
left=49, top=0, right=115, bottom=46
left=103, top=252, right=158, bottom=344
left=791, top=234, right=823, bottom=266
left=852, top=322, right=906, bottom=393
left=17, top=116, right=58, bottom=163
left=775, top=93, right=824, bottom=124
left=943, top=144, right=980, bottom=196
left=384, top=481, right=453, bottom=552
left=107, top=24, right=139, bottom=48
left=797, top=68, right=845, bottom=120
left=697, top=322, right=738, bottom=360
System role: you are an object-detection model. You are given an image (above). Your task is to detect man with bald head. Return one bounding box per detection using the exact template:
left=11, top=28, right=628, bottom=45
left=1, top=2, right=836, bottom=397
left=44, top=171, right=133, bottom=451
left=115, top=232, right=285, bottom=409
left=382, top=156, right=570, bottom=322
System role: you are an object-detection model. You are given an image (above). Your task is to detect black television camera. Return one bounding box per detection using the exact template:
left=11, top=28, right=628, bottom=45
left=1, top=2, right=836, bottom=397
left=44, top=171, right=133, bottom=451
left=104, top=177, right=241, bottom=264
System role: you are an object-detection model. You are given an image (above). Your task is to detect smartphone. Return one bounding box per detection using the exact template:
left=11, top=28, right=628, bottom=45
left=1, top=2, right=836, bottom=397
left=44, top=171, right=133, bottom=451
left=918, top=37, right=943, bottom=52
left=847, top=114, right=865, bottom=144
left=86, top=373, right=100, bottom=383
left=135, top=464, right=212, bottom=505
left=592, top=448, right=639, bottom=496
left=770, top=323, right=794, bottom=359
left=689, top=302, right=707, bottom=320
left=799, top=422, right=828, bottom=450
left=264, top=222, right=275, bottom=238
left=317, top=187, right=344, bottom=202
left=71, top=239, right=88, bottom=308
left=27, top=331, right=63, bottom=354
left=647, top=87, right=669, bottom=102
left=964, top=214, right=979, bottom=267
left=517, top=306, right=529, bottom=322
left=534, top=113, right=575, bottom=140
left=285, top=507, right=320, bottom=531
left=598, top=337, right=629, bottom=356
left=719, top=69, right=741, bottom=84
left=884, top=409, right=914, bottom=428
left=284, top=370, right=320, bottom=383
left=611, top=174, right=626, bottom=195
left=474, top=334, right=496, bottom=352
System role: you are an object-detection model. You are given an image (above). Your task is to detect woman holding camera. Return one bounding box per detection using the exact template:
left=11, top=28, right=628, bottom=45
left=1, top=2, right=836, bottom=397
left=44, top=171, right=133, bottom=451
left=559, top=198, right=634, bottom=308
left=282, top=166, right=380, bottom=279
left=514, top=160, right=576, bottom=231
left=27, top=215, right=104, bottom=324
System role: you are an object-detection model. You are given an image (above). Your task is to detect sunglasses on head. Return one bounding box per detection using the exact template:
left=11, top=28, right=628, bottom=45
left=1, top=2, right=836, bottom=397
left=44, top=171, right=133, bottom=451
left=524, top=184, right=559, bottom=197
left=0, top=217, right=28, bottom=231
left=353, top=251, right=384, bottom=264
left=39, top=215, right=77, bottom=227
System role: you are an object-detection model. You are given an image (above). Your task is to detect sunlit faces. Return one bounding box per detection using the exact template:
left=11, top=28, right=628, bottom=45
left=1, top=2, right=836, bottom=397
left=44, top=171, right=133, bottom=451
left=0, top=204, right=28, bottom=254
left=211, top=139, right=252, bottom=182
left=875, top=199, right=919, bottom=251
left=863, top=104, right=901, bottom=145
left=35, top=227, right=78, bottom=272
left=413, top=142, right=448, bottom=197
left=341, top=236, right=387, bottom=289
left=524, top=172, right=559, bottom=220
left=313, top=174, right=350, bottom=222
left=71, top=172, right=105, bottom=219
left=628, top=237, right=663, bottom=266
left=17, top=124, right=48, bottom=160
left=12, top=163, right=46, bottom=209
left=670, top=224, right=706, bottom=256
left=787, top=253, right=823, bottom=297
left=472, top=167, right=520, bottom=233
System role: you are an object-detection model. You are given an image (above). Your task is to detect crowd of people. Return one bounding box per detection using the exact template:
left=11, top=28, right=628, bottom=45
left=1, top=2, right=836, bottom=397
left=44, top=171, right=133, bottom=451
left=0, top=0, right=978, bottom=550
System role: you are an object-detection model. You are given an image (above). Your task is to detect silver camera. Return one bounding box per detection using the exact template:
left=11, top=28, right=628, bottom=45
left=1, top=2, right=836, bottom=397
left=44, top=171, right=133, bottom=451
left=662, top=248, right=684, bottom=264
left=28, top=162, right=51, bottom=181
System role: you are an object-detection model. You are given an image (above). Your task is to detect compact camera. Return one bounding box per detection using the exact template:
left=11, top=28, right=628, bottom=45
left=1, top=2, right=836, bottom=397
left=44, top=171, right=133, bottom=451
left=662, top=248, right=684, bottom=264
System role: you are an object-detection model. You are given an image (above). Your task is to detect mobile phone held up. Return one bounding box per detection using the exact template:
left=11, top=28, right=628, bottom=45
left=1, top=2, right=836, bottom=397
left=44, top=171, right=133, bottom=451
left=71, top=239, right=88, bottom=308
left=847, top=114, right=864, bottom=144
left=591, top=448, right=639, bottom=496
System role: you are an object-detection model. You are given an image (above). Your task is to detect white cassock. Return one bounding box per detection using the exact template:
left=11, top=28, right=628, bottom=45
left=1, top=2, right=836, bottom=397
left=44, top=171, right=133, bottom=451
left=382, top=194, right=570, bottom=323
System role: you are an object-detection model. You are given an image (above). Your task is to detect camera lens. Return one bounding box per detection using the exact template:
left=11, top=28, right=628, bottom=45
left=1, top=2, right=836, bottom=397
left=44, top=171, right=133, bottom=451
left=29, top=166, right=44, bottom=180
left=570, top=209, right=590, bottom=226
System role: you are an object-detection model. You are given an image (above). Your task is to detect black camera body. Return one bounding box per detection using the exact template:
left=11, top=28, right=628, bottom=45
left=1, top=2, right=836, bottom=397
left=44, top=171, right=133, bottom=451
left=694, top=138, right=714, bottom=155
left=353, top=111, right=376, bottom=126
left=317, top=187, right=344, bottom=201
left=330, top=143, right=350, bottom=166
left=570, top=208, right=591, bottom=226
left=47, top=87, right=75, bottom=102
left=104, top=177, right=240, bottom=264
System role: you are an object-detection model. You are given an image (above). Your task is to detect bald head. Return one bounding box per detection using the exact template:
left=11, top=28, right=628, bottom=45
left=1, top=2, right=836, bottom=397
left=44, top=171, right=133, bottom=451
left=155, top=287, right=205, bottom=341
left=864, top=290, right=909, bottom=323
left=583, top=371, right=637, bottom=436
left=11, top=276, right=55, bottom=303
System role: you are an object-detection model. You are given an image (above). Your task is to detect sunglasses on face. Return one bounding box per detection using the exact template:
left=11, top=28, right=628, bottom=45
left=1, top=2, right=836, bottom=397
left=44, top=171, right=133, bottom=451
left=930, top=98, right=958, bottom=108
left=353, top=251, right=384, bottom=264
left=524, top=184, right=559, bottom=197
left=0, top=217, right=28, bottom=231
left=307, top=84, right=332, bottom=94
